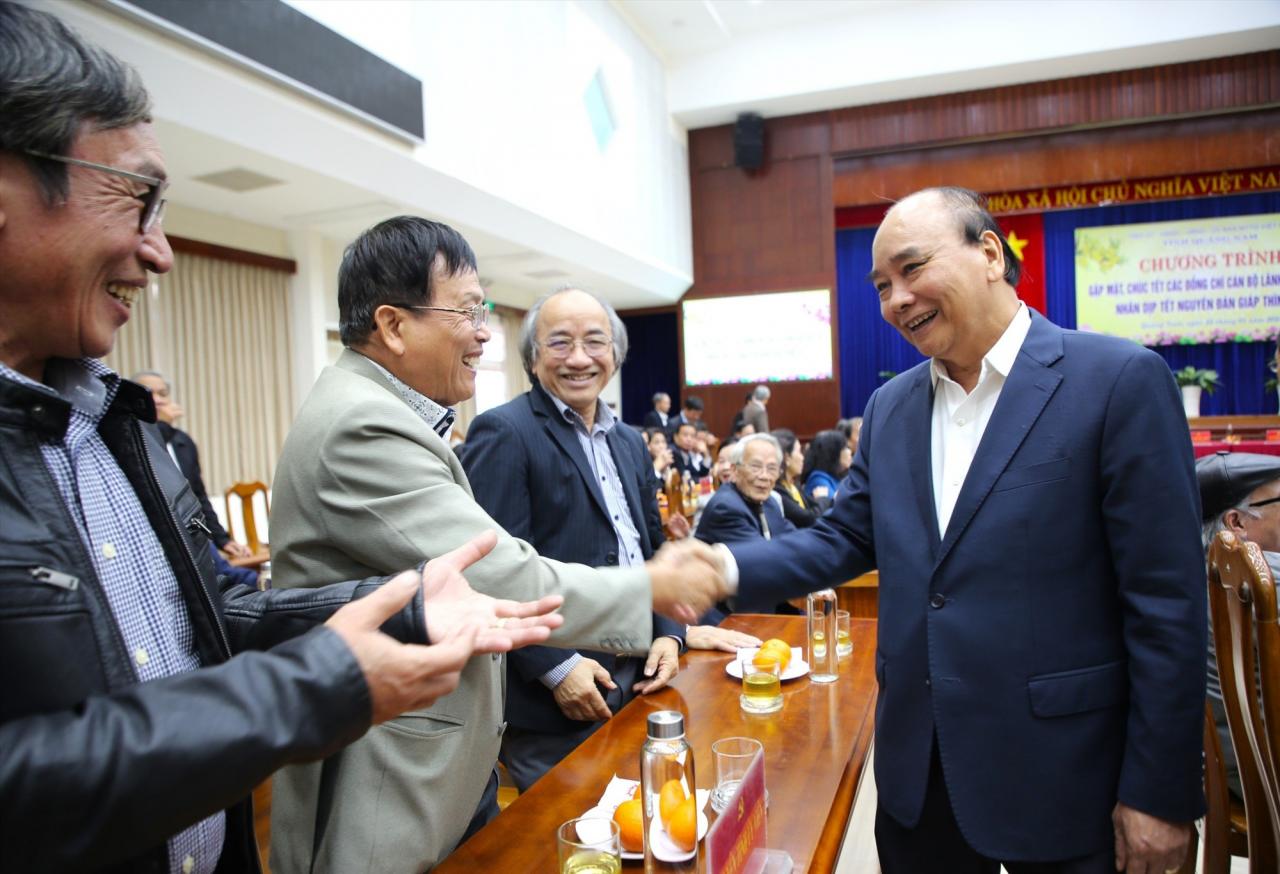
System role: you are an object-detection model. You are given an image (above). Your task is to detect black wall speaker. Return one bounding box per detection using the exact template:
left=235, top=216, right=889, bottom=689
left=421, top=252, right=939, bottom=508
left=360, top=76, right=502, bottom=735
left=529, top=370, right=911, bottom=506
left=734, top=112, right=764, bottom=170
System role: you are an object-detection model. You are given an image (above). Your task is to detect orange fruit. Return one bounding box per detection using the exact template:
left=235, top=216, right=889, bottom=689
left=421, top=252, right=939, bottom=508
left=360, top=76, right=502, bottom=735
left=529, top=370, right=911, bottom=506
left=613, top=798, right=644, bottom=852
left=659, top=779, right=687, bottom=827
left=754, top=639, right=791, bottom=673
left=667, top=795, right=698, bottom=852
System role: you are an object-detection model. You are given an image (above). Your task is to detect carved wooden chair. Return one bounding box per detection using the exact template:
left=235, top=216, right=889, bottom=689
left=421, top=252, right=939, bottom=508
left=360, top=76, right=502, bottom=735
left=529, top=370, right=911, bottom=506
left=1207, top=530, right=1280, bottom=873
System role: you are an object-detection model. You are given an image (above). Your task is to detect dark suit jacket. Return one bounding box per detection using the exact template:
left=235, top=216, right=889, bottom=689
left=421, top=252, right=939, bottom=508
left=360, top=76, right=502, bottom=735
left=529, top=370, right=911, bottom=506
left=695, top=483, right=795, bottom=546
left=730, top=313, right=1206, bottom=861
left=642, top=410, right=668, bottom=429
left=672, top=446, right=710, bottom=480
left=157, top=422, right=231, bottom=548
left=462, top=382, right=682, bottom=735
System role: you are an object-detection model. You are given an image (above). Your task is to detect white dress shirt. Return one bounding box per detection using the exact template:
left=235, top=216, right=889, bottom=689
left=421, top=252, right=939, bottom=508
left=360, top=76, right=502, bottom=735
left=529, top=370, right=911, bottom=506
left=930, top=303, right=1031, bottom=536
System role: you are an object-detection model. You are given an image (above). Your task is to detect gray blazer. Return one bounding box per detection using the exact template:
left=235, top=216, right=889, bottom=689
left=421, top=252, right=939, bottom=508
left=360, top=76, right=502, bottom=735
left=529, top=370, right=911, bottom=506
left=268, top=350, right=653, bottom=873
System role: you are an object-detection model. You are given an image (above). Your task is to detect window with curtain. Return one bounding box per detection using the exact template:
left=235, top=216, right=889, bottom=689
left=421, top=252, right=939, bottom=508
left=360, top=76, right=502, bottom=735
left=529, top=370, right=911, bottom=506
left=452, top=305, right=530, bottom=434
left=103, top=251, right=295, bottom=501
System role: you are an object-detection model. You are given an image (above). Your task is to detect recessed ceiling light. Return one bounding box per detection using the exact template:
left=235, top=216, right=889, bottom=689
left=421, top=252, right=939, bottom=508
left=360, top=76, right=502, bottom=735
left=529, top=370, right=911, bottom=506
left=193, top=167, right=284, bottom=193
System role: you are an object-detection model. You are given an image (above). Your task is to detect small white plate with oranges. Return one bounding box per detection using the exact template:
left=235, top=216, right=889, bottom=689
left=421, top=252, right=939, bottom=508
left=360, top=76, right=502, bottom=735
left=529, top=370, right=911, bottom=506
left=725, top=639, right=809, bottom=681
left=578, top=776, right=710, bottom=861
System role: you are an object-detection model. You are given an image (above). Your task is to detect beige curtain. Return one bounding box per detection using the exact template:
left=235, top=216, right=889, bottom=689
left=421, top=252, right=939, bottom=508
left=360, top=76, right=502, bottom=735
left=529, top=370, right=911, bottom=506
left=104, top=253, right=294, bottom=500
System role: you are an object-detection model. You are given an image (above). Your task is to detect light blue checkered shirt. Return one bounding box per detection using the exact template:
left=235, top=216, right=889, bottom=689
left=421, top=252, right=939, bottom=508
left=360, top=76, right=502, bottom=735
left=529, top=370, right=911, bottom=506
left=0, top=358, right=223, bottom=874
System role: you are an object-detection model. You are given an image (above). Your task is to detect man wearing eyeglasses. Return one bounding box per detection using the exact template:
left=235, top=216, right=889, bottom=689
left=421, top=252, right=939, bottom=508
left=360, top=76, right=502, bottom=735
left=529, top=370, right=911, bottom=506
left=459, top=287, right=691, bottom=792
left=268, top=222, right=728, bottom=873
left=0, top=5, right=569, bottom=873
left=695, top=433, right=795, bottom=549
left=1197, top=450, right=1280, bottom=804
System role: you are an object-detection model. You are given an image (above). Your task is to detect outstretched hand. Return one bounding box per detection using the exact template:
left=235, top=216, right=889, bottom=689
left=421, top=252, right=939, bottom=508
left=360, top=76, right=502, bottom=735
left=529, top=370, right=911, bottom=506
left=419, top=530, right=565, bottom=652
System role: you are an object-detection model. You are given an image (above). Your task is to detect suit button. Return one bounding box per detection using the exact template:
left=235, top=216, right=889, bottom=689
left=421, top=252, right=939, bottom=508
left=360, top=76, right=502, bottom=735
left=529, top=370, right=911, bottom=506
left=929, top=593, right=946, bottom=609
left=605, top=551, right=618, bottom=565
left=925, top=677, right=932, bottom=687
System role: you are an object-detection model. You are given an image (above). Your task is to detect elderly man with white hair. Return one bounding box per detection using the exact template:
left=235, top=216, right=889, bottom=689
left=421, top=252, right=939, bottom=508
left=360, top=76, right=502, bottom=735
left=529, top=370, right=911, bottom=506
left=695, top=433, right=795, bottom=547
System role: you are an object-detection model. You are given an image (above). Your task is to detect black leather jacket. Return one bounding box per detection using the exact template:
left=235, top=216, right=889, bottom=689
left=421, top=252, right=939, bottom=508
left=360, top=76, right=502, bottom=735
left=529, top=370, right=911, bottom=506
left=0, top=370, right=426, bottom=872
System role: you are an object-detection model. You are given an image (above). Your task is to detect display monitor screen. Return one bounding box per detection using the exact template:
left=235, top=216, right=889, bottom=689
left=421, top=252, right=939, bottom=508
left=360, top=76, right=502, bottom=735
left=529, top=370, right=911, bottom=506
left=1075, top=213, right=1280, bottom=345
left=682, top=289, right=833, bottom=386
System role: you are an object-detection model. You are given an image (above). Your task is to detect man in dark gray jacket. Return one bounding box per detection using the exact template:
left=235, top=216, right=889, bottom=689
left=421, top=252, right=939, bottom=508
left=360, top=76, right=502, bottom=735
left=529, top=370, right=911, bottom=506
left=0, top=5, right=562, bottom=872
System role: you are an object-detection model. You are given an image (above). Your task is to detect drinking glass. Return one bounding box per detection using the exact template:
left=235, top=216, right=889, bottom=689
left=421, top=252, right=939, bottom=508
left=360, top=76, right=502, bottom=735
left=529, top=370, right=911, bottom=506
left=711, top=736, right=763, bottom=813
left=558, top=816, right=621, bottom=874
left=836, top=609, right=853, bottom=659
left=739, top=651, right=783, bottom=714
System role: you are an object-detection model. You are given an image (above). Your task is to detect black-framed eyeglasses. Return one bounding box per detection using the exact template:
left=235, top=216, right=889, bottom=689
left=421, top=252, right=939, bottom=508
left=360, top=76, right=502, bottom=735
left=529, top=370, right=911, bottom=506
left=390, top=301, right=489, bottom=329
left=1249, top=495, right=1280, bottom=510
left=540, top=336, right=613, bottom=359
left=24, top=149, right=168, bottom=233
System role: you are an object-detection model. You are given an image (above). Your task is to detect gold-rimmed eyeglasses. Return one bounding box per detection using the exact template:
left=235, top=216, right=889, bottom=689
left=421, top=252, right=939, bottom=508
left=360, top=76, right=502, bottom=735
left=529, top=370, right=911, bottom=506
left=391, top=301, right=489, bottom=329
left=24, top=149, right=168, bottom=233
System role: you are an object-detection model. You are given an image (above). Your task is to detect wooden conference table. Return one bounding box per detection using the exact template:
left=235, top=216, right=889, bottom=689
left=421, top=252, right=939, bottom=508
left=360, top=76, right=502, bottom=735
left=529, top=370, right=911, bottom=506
left=434, top=614, right=879, bottom=873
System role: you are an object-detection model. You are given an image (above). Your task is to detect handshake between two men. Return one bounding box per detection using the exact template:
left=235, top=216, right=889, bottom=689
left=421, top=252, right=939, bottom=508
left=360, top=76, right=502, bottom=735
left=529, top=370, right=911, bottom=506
left=323, top=530, right=730, bottom=726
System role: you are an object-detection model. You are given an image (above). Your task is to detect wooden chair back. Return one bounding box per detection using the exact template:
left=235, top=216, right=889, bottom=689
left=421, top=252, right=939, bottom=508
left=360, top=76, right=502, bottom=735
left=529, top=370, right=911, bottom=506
left=224, top=481, right=270, bottom=554
left=1208, top=530, right=1280, bottom=873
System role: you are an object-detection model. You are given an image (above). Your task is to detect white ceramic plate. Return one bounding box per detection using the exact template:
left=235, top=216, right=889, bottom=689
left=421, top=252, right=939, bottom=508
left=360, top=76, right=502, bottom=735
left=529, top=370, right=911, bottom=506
left=578, top=787, right=711, bottom=860
left=647, top=808, right=710, bottom=862
left=725, top=646, right=809, bottom=681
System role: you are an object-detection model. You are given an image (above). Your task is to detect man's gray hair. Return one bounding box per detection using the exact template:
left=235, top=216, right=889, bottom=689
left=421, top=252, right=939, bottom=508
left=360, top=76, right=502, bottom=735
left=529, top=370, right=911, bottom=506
left=752, top=384, right=771, bottom=401
left=652, top=392, right=669, bottom=404
left=519, top=286, right=629, bottom=379
left=730, top=433, right=782, bottom=466
left=130, top=369, right=169, bottom=390
left=0, top=2, right=153, bottom=204
left=1201, top=499, right=1257, bottom=553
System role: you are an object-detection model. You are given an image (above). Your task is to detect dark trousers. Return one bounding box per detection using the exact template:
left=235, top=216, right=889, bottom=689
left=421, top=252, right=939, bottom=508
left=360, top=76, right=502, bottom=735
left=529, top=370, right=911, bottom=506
left=458, top=767, right=500, bottom=847
left=875, top=742, right=1113, bottom=874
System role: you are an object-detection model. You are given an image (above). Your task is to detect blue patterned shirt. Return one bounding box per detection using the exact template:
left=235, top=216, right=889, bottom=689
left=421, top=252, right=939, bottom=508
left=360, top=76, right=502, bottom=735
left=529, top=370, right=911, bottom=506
left=0, top=358, right=223, bottom=874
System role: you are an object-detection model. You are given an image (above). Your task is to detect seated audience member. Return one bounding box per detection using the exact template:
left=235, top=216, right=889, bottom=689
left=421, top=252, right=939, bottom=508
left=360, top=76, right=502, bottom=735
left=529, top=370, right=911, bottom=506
left=133, top=370, right=251, bottom=559
left=672, top=421, right=711, bottom=479
left=695, top=434, right=796, bottom=547
left=742, top=384, right=771, bottom=434
left=666, top=394, right=709, bottom=437
left=460, top=287, right=686, bottom=792
left=647, top=427, right=676, bottom=486
left=210, top=542, right=260, bottom=589
left=712, top=443, right=735, bottom=488
left=730, top=420, right=756, bottom=441
left=836, top=415, right=863, bottom=455
left=643, top=391, right=671, bottom=429
left=0, top=7, right=566, bottom=870
left=802, top=429, right=852, bottom=510
left=771, top=428, right=820, bottom=528
left=1196, top=450, right=1280, bottom=803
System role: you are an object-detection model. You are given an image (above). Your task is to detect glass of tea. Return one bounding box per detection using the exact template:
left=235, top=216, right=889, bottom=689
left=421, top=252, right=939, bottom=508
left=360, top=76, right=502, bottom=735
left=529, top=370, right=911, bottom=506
left=836, top=609, right=853, bottom=659
left=739, top=650, right=783, bottom=714
left=558, top=816, right=621, bottom=874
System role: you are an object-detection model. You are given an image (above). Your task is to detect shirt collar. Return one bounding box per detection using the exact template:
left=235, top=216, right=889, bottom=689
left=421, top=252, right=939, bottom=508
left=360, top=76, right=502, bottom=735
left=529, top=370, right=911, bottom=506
left=547, top=387, right=615, bottom=435
left=0, top=357, right=119, bottom=419
left=362, top=355, right=456, bottom=438
left=930, top=302, right=1031, bottom=388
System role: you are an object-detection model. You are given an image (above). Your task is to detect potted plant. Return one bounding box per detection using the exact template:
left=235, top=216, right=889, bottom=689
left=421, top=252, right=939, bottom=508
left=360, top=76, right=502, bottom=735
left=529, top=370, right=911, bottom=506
left=1173, top=366, right=1221, bottom=418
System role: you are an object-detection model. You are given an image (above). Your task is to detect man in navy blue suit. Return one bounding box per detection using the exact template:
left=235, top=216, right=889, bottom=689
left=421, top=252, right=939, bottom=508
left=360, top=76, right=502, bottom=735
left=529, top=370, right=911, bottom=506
left=695, top=433, right=795, bottom=548
left=717, top=188, right=1205, bottom=873
left=462, top=288, right=687, bottom=791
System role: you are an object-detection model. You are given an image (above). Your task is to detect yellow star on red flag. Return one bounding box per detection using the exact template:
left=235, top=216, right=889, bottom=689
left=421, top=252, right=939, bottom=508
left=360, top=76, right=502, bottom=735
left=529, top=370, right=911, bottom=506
left=1006, top=231, right=1029, bottom=261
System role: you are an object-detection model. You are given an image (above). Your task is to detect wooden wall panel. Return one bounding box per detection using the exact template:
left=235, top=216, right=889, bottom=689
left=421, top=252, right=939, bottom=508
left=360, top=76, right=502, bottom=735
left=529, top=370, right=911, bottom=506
left=832, top=109, right=1280, bottom=206
left=686, top=380, right=841, bottom=444
left=830, top=51, right=1280, bottom=155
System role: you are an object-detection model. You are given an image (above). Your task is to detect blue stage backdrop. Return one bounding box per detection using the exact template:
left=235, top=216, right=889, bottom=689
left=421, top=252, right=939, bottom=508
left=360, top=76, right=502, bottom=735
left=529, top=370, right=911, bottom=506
left=619, top=310, right=679, bottom=427
left=837, top=191, right=1280, bottom=418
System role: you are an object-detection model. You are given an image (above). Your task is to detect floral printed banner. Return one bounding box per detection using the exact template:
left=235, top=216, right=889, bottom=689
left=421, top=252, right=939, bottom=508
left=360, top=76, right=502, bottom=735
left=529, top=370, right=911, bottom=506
left=1075, top=213, right=1280, bottom=345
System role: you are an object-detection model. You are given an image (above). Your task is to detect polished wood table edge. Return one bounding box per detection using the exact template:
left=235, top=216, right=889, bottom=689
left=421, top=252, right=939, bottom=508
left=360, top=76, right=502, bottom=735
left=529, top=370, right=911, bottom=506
left=435, top=614, right=879, bottom=874
left=809, top=689, right=876, bottom=872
